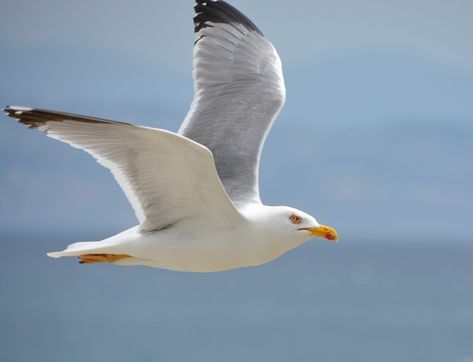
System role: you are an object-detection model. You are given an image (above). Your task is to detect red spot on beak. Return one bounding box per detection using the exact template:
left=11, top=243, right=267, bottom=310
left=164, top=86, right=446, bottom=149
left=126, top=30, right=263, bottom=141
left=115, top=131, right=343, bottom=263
left=325, top=233, right=335, bottom=240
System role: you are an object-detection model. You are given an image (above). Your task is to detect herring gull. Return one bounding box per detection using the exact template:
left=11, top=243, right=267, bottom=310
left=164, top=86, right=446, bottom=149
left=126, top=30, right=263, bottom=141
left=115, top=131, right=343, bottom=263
left=3, top=0, right=338, bottom=272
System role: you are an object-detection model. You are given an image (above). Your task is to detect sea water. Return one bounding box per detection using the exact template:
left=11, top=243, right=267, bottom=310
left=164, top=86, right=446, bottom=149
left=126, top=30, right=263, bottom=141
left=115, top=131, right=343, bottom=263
left=0, top=233, right=472, bottom=362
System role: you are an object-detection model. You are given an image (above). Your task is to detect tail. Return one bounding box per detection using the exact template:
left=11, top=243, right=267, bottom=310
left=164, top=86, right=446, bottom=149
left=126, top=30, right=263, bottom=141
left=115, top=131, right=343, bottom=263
left=47, top=227, right=138, bottom=262
left=47, top=241, right=124, bottom=258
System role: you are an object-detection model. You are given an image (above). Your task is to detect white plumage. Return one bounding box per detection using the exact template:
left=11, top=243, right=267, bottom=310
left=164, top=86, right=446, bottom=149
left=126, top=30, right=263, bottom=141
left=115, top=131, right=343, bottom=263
left=3, top=0, right=337, bottom=272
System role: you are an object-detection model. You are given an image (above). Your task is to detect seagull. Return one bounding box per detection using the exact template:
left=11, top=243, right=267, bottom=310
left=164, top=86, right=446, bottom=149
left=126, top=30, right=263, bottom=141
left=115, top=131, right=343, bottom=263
left=3, top=0, right=338, bottom=272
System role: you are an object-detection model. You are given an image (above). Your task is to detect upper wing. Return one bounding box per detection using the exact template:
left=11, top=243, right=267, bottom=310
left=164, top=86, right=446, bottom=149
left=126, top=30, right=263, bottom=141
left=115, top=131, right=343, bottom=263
left=4, top=106, right=242, bottom=232
left=179, top=0, right=286, bottom=206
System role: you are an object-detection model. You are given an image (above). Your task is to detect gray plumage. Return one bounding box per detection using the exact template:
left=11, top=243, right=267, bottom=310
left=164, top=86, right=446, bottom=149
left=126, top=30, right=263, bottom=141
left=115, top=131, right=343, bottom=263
left=179, top=0, right=286, bottom=206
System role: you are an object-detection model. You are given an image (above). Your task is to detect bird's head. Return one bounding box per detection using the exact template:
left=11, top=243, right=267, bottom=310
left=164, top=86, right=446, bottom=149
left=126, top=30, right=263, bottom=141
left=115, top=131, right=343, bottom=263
left=262, top=206, right=338, bottom=246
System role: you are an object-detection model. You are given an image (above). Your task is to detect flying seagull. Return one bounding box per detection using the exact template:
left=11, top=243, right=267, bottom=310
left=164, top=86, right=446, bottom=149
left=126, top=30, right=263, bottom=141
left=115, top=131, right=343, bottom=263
left=3, top=0, right=338, bottom=272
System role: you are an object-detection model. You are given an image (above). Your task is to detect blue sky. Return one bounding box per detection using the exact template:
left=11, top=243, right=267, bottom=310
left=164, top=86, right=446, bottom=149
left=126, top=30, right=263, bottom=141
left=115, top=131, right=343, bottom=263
left=1, top=0, right=472, bottom=240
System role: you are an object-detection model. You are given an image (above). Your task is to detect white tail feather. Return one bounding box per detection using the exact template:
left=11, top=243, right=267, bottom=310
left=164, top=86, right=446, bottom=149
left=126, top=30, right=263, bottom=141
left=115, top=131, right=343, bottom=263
left=47, top=241, right=121, bottom=258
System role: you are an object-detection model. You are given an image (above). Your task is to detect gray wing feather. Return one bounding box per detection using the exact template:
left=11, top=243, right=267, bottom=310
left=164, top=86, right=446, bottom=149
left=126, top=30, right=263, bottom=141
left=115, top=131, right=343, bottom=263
left=179, top=0, right=286, bottom=206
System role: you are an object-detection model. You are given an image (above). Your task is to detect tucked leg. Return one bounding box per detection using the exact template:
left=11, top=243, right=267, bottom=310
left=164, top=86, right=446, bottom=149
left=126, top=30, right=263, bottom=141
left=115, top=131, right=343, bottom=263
left=79, top=254, right=131, bottom=264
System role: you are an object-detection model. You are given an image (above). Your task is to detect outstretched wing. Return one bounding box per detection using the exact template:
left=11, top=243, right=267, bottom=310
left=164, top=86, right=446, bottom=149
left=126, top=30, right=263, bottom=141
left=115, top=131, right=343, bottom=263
left=4, top=106, right=242, bottom=232
left=179, top=0, right=286, bottom=206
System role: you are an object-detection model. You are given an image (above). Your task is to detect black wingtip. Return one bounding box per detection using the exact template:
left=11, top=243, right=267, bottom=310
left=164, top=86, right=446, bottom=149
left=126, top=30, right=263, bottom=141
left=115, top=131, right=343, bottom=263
left=3, top=106, right=44, bottom=128
left=2, top=105, right=12, bottom=114
left=194, top=0, right=263, bottom=35
left=4, top=106, right=133, bottom=129
left=3, top=106, right=17, bottom=117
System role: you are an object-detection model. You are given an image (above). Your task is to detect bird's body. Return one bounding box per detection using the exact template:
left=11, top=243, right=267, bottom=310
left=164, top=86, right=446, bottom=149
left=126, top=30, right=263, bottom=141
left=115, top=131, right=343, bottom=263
left=53, top=205, right=311, bottom=272
left=3, top=0, right=338, bottom=272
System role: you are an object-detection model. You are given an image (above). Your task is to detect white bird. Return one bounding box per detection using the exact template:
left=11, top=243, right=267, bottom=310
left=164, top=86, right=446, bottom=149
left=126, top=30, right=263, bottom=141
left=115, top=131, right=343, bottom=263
left=3, top=0, right=338, bottom=272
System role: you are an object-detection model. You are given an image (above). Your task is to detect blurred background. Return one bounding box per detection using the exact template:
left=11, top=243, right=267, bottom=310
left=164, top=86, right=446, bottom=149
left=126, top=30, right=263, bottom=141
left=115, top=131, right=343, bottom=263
left=0, top=1, right=472, bottom=361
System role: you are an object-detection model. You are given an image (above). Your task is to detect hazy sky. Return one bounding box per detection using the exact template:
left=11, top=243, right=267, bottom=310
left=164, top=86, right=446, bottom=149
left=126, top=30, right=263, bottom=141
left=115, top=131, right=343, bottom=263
left=1, top=0, right=473, bottom=71
left=1, top=0, right=472, bottom=240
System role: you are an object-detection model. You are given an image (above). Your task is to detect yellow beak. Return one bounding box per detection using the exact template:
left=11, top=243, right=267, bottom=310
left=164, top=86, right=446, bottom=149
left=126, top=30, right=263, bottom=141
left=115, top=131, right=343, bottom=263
left=298, top=225, right=339, bottom=242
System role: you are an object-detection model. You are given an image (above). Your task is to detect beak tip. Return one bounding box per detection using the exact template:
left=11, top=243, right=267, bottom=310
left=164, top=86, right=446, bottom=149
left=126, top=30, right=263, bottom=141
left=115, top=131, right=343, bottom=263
left=325, top=233, right=338, bottom=241
left=301, top=225, right=338, bottom=242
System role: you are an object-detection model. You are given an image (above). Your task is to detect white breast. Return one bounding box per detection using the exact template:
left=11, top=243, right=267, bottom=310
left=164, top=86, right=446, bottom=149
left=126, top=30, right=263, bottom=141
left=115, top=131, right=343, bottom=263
left=121, top=215, right=286, bottom=272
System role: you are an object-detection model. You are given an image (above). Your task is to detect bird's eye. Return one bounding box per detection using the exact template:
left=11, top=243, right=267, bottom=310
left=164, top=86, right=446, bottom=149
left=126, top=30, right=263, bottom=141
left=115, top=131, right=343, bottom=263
left=289, top=214, right=303, bottom=224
